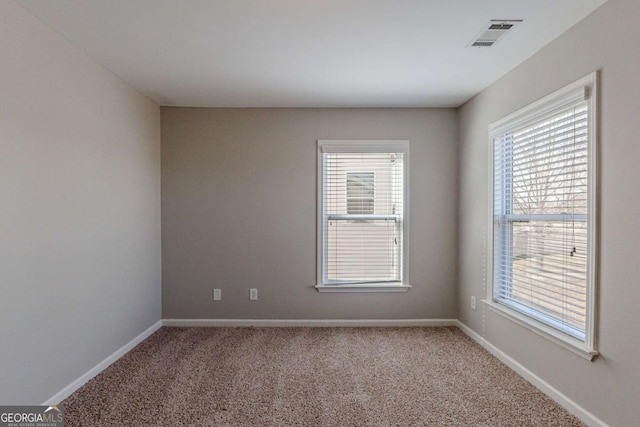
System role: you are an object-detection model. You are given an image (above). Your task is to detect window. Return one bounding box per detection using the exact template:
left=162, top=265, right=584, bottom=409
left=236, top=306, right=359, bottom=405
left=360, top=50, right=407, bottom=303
left=317, top=140, right=409, bottom=292
left=488, top=73, right=598, bottom=359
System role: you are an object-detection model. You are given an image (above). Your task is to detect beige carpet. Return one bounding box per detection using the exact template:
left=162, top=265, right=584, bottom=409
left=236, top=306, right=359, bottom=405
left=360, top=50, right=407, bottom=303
left=62, top=327, right=584, bottom=426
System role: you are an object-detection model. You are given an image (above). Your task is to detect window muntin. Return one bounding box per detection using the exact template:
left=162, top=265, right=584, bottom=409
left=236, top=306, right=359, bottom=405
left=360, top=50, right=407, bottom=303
left=318, top=141, right=409, bottom=290
left=489, top=73, right=597, bottom=354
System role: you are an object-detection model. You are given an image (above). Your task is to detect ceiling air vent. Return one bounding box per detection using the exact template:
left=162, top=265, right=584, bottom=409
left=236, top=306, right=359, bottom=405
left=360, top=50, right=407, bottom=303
left=469, top=20, right=522, bottom=47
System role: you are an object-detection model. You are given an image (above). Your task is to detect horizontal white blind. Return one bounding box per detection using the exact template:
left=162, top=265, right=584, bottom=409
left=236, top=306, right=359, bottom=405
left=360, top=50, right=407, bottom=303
left=493, top=99, right=590, bottom=340
left=323, top=152, right=403, bottom=284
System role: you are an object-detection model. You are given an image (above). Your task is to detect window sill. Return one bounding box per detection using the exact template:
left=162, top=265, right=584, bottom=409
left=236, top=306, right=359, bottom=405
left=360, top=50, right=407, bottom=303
left=482, top=299, right=598, bottom=361
left=316, top=283, right=411, bottom=293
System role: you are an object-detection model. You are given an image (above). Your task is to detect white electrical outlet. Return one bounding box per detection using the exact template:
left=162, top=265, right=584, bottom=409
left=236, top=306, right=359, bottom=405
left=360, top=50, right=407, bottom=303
left=213, top=289, right=221, bottom=301
left=249, top=288, right=258, bottom=301
left=471, top=296, right=477, bottom=310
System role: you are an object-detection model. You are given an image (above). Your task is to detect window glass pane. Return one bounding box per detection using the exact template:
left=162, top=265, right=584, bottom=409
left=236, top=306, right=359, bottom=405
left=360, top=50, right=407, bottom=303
left=326, top=219, right=400, bottom=282
left=511, top=106, right=588, bottom=216
left=507, top=220, right=588, bottom=335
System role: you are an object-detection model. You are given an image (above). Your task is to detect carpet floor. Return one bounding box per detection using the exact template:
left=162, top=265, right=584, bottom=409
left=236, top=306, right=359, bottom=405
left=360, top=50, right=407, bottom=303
left=62, top=327, right=585, bottom=426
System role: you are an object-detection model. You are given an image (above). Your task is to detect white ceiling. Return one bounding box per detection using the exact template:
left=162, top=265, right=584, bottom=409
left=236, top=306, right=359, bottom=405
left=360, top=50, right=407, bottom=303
left=18, top=0, right=607, bottom=108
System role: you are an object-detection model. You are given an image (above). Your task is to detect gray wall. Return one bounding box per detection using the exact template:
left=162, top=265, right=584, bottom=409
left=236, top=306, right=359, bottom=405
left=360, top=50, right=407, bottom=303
left=0, top=1, right=161, bottom=404
left=162, top=108, right=458, bottom=319
left=458, top=0, right=640, bottom=425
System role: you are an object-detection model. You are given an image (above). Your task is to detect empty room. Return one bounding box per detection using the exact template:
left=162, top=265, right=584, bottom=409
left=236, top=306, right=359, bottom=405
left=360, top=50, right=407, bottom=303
left=2, top=0, right=639, bottom=426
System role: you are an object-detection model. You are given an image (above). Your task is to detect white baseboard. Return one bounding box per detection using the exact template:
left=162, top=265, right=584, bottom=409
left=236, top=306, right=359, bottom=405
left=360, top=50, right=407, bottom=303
left=162, top=318, right=457, bottom=327
left=455, top=320, right=608, bottom=427
left=42, top=320, right=162, bottom=405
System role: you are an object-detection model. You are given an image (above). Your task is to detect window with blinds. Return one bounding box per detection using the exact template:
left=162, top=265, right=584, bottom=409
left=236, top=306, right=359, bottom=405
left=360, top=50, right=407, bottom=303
left=317, top=140, right=409, bottom=291
left=489, top=73, right=597, bottom=356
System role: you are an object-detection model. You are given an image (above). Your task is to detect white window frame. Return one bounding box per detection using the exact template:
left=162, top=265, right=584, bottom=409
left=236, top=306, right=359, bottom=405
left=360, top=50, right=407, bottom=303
left=485, top=72, right=599, bottom=360
left=316, top=140, right=410, bottom=293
